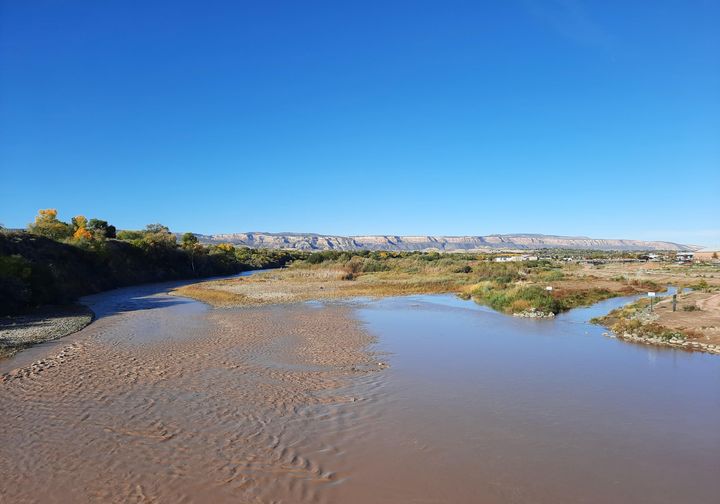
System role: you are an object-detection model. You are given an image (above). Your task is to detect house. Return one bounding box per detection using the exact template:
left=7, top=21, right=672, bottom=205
left=493, top=254, right=539, bottom=263
left=676, top=252, right=694, bottom=263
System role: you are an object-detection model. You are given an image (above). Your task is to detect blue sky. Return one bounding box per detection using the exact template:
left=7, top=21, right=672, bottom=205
left=1, top=1, right=718, bottom=246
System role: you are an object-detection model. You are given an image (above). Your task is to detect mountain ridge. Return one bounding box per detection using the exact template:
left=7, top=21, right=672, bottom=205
left=187, top=232, right=697, bottom=252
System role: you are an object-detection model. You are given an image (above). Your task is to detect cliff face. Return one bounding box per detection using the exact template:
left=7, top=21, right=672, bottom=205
left=190, top=232, right=696, bottom=252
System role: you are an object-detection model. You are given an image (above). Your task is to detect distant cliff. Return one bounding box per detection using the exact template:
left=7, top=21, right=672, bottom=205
left=189, top=232, right=696, bottom=252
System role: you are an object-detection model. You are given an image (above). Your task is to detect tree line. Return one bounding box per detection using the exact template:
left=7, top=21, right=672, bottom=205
left=0, top=209, right=303, bottom=315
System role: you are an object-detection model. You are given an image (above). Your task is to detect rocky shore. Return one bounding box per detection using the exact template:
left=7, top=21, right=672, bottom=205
left=604, top=331, right=720, bottom=355
left=513, top=308, right=556, bottom=319
left=0, top=305, right=93, bottom=359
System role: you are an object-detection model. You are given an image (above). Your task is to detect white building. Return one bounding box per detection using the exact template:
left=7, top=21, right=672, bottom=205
left=676, top=252, right=694, bottom=263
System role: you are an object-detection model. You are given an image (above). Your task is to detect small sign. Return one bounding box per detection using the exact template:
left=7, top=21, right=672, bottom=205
left=648, top=292, right=656, bottom=297
left=546, top=286, right=553, bottom=291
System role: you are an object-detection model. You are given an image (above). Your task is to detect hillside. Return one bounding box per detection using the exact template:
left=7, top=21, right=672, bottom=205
left=0, top=232, right=298, bottom=315
left=190, top=232, right=696, bottom=252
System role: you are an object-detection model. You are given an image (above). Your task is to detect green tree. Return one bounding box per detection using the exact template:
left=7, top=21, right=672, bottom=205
left=141, top=223, right=176, bottom=252
left=87, top=219, right=116, bottom=239
left=117, top=230, right=144, bottom=241
left=181, top=233, right=199, bottom=248
left=145, top=223, right=170, bottom=234
left=181, top=233, right=201, bottom=274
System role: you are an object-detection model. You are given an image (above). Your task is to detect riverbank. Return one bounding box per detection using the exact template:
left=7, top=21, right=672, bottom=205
left=172, top=256, right=661, bottom=317
left=0, top=304, right=93, bottom=359
left=593, top=290, right=720, bottom=354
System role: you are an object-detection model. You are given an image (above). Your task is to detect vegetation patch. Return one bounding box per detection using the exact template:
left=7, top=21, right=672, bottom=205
left=177, top=251, right=659, bottom=315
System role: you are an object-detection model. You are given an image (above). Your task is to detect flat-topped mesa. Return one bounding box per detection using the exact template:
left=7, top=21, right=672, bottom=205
left=186, top=232, right=697, bottom=252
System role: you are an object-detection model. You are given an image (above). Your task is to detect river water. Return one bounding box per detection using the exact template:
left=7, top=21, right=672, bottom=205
left=1, top=283, right=718, bottom=503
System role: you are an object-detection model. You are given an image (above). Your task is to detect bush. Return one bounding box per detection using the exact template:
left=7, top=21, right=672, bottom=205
left=471, top=284, right=560, bottom=314
left=691, top=279, right=710, bottom=292
left=454, top=265, right=473, bottom=274
left=117, top=230, right=145, bottom=241
left=539, top=269, right=564, bottom=281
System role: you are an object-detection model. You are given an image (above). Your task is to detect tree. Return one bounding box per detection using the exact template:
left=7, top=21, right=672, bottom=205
left=117, top=230, right=144, bottom=241
left=73, top=227, right=93, bottom=240
left=181, top=233, right=200, bottom=274
left=71, top=215, right=88, bottom=231
left=141, top=223, right=176, bottom=251
left=28, top=209, right=72, bottom=240
left=87, top=219, right=116, bottom=239
left=181, top=233, right=199, bottom=249
left=145, top=223, right=170, bottom=234
left=69, top=215, right=94, bottom=242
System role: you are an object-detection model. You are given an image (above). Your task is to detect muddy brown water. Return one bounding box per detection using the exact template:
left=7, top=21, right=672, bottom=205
left=1, top=280, right=719, bottom=503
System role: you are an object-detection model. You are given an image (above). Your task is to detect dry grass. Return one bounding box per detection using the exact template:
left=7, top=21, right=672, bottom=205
left=173, top=268, right=464, bottom=307
left=173, top=285, right=250, bottom=307
left=173, top=253, right=720, bottom=318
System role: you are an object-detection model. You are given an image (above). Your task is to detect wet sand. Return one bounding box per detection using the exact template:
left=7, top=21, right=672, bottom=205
left=2, top=283, right=719, bottom=503
left=0, top=283, right=383, bottom=503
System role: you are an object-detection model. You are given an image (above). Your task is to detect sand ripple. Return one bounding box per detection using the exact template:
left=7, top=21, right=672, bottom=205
left=0, top=289, right=383, bottom=504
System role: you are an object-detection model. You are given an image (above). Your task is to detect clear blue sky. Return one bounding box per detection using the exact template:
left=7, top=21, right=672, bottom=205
left=1, top=1, right=718, bottom=246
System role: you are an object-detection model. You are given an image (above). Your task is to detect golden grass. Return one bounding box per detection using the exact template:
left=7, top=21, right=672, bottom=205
left=173, top=285, right=250, bottom=306
left=172, top=268, right=466, bottom=307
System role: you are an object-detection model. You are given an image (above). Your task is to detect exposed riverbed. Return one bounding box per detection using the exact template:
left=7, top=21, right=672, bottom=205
left=1, top=282, right=718, bottom=503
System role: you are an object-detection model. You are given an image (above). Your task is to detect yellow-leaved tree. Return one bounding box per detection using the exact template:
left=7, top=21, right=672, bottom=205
left=70, top=215, right=93, bottom=241
left=28, top=209, right=72, bottom=240
left=71, top=215, right=88, bottom=231
left=73, top=227, right=93, bottom=240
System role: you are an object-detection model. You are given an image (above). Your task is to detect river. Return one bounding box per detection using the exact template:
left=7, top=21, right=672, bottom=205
left=1, top=280, right=718, bottom=503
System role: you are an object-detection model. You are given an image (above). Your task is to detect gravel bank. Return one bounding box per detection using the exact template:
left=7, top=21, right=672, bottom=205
left=0, top=305, right=93, bottom=359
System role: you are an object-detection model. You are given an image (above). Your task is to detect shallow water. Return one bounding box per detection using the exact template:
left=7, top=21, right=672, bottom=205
left=341, top=294, right=720, bottom=503
left=1, top=286, right=719, bottom=503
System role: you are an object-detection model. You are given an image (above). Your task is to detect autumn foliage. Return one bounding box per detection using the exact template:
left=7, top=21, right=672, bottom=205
left=28, top=209, right=72, bottom=240
left=73, top=227, right=93, bottom=240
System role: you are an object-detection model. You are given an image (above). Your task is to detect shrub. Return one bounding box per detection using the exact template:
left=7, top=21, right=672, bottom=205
left=117, top=230, right=145, bottom=240
left=359, top=258, right=390, bottom=273
left=691, top=279, right=710, bottom=292
left=510, top=299, right=532, bottom=312
left=471, top=284, right=560, bottom=314
left=307, top=253, right=325, bottom=264
left=539, top=270, right=564, bottom=281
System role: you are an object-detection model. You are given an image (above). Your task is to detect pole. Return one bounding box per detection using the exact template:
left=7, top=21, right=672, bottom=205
left=672, top=294, right=677, bottom=312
